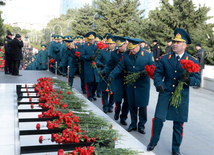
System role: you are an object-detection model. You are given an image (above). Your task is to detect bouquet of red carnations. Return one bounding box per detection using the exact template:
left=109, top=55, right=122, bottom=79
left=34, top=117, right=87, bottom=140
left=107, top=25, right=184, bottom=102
left=96, top=41, right=108, bottom=50
left=124, top=64, right=155, bottom=85
left=170, top=59, right=200, bottom=108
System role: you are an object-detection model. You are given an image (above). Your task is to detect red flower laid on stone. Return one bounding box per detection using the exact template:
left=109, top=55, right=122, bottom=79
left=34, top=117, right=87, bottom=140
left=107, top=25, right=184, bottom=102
left=59, top=90, right=62, bottom=94
left=39, top=136, right=43, bottom=143
left=36, top=123, right=40, bottom=130
left=29, top=97, right=32, bottom=102
left=38, top=114, right=43, bottom=118
left=31, top=103, right=34, bottom=109
left=67, top=91, right=71, bottom=95
left=58, top=149, right=64, bottom=155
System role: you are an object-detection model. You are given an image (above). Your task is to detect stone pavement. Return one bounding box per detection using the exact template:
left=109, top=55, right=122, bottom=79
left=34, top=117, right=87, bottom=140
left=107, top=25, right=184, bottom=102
left=1, top=70, right=214, bottom=155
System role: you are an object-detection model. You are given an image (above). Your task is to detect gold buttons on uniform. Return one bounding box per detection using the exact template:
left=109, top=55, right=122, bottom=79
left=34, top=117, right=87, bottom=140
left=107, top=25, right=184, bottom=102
left=134, top=86, right=136, bottom=88
left=172, top=85, right=175, bottom=87
left=174, top=78, right=176, bottom=80
left=171, top=92, right=174, bottom=94
left=133, top=66, right=135, bottom=68
left=175, top=70, right=177, bottom=73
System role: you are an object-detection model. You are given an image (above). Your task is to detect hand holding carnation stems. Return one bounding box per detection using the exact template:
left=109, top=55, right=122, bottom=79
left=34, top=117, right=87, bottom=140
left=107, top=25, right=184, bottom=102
left=170, top=59, right=200, bottom=108
left=124, top=64, right=156, bottom=85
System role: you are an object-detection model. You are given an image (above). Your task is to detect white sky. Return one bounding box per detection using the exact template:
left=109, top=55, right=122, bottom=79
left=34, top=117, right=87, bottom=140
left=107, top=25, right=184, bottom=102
left=0, top=0, right=214, bottom=25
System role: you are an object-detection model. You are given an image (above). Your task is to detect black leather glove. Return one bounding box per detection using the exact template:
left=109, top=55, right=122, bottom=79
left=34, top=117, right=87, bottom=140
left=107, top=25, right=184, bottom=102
left=97, top=63, right=105, bottom=68
left=39, top=62, right=42, bottom=65
left=90, top=55, right=96, bottom=61
left=180, top=74, right=190, bottom=85
left=157, top=85, right=164, bottom=93
left=139, top=71, right=147, bottom=77
left=99, top=71, right=106, bottom=77
left=107, top=76, right=113, bottom=85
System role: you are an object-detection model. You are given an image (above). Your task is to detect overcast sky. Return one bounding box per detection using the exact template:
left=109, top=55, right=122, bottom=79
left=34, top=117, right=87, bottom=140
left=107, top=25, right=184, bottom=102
left=0, top=0, right=213, bottom=24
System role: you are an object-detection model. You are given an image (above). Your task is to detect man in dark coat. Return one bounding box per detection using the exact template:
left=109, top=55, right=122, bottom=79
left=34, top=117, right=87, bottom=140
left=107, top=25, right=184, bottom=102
left=4, top=32, right=13, bottom=74
left=147, top=28, right=201, bottom=155
left=10, top=34, right=23, bottom=76
left=165, top=39, right=173, bottom=54
left=101, top=36, right=129, bottom=125
left=194, top=43, right=205, bottom=89
left=80, top=31, right=99, bottom=101
left=108, top=38, right=154, bottom=134
left=96, top=34, right=115, bottom=113
left=152, top=39, right=161, bottom=65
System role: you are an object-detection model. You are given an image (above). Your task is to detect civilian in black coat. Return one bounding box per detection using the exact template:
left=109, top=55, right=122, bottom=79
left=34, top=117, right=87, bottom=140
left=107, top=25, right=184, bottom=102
left=165, top=39, right=173, bottom=54
left=152, top=39, right=161, bottom=65
left=9, top=34, right=23, bottom=76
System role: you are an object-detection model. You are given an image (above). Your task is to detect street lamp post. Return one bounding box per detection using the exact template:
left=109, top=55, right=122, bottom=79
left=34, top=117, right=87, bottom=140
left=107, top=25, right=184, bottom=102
left=91, top=13, right=97, bottom=30
left=43, top=27, right=52, bottom=42
left=53, top=24, right=63, bottom=36
left=67, top=20, right=77, bottom=33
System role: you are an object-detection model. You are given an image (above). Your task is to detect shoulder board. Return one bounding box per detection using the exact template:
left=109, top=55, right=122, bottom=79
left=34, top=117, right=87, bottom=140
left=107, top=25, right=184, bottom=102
left=189, top=55, right=198, bottom=60
left=161, top=53, right=171, bottom=57
left=158, top=46, right=160, bottom=48
left=144, top=50, right=150, bottom=54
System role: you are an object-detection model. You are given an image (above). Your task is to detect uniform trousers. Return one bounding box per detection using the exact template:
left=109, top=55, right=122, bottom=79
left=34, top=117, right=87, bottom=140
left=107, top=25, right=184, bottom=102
left=85, top=82, right=98, bottom=100
left=11, top=60, right=20, bottom=75
left=4, top=54, right=12, bottom=73
left=150, top=117, right=184, bottom=153
left=114, top=91, right=129, bottom=121
left=129, top=106, right=147, bottom=129
left=101, top=91, right=114, bottom=111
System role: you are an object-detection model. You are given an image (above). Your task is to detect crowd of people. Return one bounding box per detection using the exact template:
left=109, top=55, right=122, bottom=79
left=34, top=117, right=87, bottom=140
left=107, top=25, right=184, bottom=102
left=2, top=28, right=205, bottom=155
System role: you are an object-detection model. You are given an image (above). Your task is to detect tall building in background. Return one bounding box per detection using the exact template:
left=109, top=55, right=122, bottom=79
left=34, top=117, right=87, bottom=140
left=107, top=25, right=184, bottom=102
left=60, top=0, right=93, bottom=15
left=140, top=0, right=160, bottom=18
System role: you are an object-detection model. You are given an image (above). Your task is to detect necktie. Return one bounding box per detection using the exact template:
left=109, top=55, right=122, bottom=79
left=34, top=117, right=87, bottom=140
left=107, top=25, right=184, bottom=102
left=176, top=56, right=180, bottom=67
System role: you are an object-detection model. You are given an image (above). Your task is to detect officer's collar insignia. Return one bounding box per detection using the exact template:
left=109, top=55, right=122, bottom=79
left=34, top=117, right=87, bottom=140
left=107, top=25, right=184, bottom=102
left=5, top=41, right=7, bottom=43
left=186, top=56, right=188, bottom=60
left=168, top=54, right=171, bottom=59
left=117, top=50, right=119, bottom=54
left=87, top=43, right=89, bottom=46
left=141, top=51, right=144, bottom=56
left=129, top=51, right=131, bottom=55
left=76, top=46, right=78, bottom=49
left=106, top=48, right=108, bottom=51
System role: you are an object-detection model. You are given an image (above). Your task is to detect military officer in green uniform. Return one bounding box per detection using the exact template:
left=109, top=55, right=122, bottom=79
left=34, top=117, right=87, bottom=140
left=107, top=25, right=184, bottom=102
left=38, top=44, right=48, bottom=70
left=80, top=31, right=99, bottom=101
left=101, top=36, right=129, bottom=125
left=147, top=28, right=201, bottom=155
left=108, top=38, right=154, bottom=134
left=96, top=34, right=115, bottom=113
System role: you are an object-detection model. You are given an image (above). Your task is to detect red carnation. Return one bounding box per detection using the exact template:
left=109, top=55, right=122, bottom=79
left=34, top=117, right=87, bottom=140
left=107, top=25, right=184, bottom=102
left=39, top=136, right=43, bottom=143
left=59, top=90, right=62, bottom=94
left=58, top=149, right=64, bottom=155
left=31, top=103, right=34, bottom=109
left=67, top=91, right=71, bottom=95
left=36, top=123, right=40, bottom=130
left=92, top=62, right=96, bottom=65
left=29, top=97, right=32, bottom=102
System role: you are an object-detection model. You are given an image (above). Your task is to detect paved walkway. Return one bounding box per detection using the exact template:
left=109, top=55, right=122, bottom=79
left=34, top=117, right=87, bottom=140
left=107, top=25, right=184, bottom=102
left=1, top=70, right=214, bottom=155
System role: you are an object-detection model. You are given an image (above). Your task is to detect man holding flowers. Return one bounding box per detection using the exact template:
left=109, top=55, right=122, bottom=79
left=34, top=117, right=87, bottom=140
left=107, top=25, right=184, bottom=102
left=108, top=38, right=154, bottom=134
left=147, top=28, right=201, bottom=155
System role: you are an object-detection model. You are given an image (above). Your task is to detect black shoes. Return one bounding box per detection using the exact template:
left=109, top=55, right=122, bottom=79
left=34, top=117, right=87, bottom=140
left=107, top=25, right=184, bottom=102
left=138, top=127, right=146, bottom=134
left=114, top=113, right=119, bottom=120
left=120, top=119, right=127, bottom=125
left=127, top=126, right=137, bottom=132
left=97, top=94, right=101, bottom=97
left=82, top=91, right=87, bottom=94
left=88, top=97, right=93, bottom=102
left=92, top=97, right=97, bottom=100
left=108, top=109, right=113, bottom=113
left=5, top=72, right=10, bottom=74
left=172, top=152, right=181, bottom=155
left=147, top=144, right=156, bottom=151
left=103, top=110, right=108, bottom=114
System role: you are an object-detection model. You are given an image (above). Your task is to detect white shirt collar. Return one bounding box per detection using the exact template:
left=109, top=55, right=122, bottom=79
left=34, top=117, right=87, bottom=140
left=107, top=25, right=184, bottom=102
left=175, top=52, right=184, bottom=60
